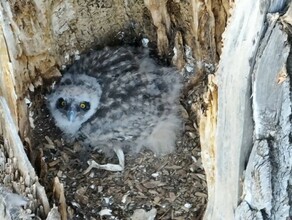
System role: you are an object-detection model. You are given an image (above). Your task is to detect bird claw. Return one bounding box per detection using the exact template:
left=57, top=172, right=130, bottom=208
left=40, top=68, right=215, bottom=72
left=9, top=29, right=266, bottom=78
left=83, top=146, right=125, bottom=173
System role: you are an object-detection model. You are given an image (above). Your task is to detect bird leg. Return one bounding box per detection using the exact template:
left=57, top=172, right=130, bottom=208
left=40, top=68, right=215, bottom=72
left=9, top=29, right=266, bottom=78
left=83, top=146, right=125, bottom=174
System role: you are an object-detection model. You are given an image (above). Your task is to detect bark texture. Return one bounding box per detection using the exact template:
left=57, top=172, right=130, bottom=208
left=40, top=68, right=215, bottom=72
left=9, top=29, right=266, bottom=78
left=200, top=0, right=291, bottom=219
left=239, top=16, right=291, bottom=219
left=2, top=0, right=291, bottom=219
left=0, top=97, right=50, bottom=218
left=0, top=0, right=229, bottom=218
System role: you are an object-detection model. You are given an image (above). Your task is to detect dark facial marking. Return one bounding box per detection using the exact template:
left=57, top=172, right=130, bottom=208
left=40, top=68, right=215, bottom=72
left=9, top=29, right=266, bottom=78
left=60, top=79, right=72, bottom=86
left=56, top=98, right=67, bottom=110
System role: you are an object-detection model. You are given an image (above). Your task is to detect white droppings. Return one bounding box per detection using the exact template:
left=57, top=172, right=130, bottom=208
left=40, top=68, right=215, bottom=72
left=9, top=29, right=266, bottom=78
left=191, top=156, right=197, bottom=163
left=184, top=203, right=192, bottom=209
left=121, top=192, right=130, bottom=203
left=103, top=197, right=113, bottom=205
left=28, top=83, right=35, bottom=92
left=131, top=208, right=157, bottom=220
left=184, top=45, right=195, bottom=74
left=74, top=50, right=80, bottom=60
left=99, top=208, right=112, bottom=216
left=151, top=172, right=159, bottom=178
left=29, top=111, right=35, bottom=129
left=64, top=53, right=70, bottom=62
left=89, top=172, right=95, bottom=178
left=24, top=97, right=31, bottom=105
left=142, top=38, right=149, bottom=48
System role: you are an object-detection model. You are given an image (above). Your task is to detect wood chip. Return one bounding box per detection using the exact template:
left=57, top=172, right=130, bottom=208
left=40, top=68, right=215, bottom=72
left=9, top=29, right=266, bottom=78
left=195, top=192, right=208, bottom=198
left=75, top=187, right=89, bottom=205
left=167, top=192, right=177, bottom=202
left=53, top=177, right=67, bottom=220
left=48, top=159, right=60, bottom=167
left=164, top=165, right=182, bottom=170
left=142, top=181, right=167, bottom=189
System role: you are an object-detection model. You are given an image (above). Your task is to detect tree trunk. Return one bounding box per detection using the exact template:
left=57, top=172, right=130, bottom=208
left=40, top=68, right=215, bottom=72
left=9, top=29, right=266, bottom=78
left=200, top=0, right=291, bottom=219
left=1, top=0, right=291, bottom=219
left=0, top=0, right=227, bottom=218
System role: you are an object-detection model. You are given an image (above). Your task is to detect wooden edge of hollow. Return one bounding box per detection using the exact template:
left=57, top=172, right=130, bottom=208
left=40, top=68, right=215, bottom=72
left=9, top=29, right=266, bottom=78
left=0, top=96, right=52, bottom=217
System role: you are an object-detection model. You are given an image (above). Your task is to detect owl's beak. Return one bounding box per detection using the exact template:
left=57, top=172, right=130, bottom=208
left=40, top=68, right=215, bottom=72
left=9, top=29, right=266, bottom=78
left=67, top=107, right=77, bottom=122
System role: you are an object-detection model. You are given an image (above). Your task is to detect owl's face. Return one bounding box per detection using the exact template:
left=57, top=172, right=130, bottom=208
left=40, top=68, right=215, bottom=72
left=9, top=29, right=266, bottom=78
left=47, top=73, right=102, bottom=137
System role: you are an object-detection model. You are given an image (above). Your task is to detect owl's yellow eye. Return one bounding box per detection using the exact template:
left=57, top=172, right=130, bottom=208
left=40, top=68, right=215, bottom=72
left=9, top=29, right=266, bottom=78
left=79, top=102, right=90, bottom=110
left=61, top=101, right=66, bottom=106
left=80, top=103, right=86, bottom=109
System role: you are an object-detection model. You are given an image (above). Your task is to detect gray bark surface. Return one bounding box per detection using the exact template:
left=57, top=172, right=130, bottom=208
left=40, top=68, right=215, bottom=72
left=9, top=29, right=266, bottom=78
left=1, top=0, right=291, bottom=219
left=239, top=17, right=291, bottom=219
left=204, top=0, right=291, bottom=219
left=0, top=0, right=228, bottom=218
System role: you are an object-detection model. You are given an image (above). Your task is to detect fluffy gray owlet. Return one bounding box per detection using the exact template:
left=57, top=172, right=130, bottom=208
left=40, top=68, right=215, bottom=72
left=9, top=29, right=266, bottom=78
left=47, top=47, right=182, bottom=172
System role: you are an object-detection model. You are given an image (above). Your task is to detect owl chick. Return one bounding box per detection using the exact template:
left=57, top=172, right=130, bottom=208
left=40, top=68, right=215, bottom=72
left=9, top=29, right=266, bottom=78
left=47, top=47, right=182, bottom=172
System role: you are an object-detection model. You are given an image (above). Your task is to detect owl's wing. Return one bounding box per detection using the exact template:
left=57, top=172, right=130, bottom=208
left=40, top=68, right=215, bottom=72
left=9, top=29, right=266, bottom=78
left=81, top=65, right=181, bottom=141
left=67, top=47, right=143, bottom=79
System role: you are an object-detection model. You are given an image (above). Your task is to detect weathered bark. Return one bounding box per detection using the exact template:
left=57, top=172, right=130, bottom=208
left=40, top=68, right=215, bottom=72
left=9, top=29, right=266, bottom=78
left=1, top=0, right=291, bottom=219
left=200, top=0, right=291, bottom=219
left=236, top=15, right=291, bottom=219
left=0, top=0, right=229, bottom=218
left=0, top=97, right=50, bottom=218
left=240, top=5, right=292, bottom=220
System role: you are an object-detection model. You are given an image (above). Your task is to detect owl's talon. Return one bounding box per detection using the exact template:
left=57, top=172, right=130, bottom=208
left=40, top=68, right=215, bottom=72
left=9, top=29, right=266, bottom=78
left=83, top=146, right=125, bottom=173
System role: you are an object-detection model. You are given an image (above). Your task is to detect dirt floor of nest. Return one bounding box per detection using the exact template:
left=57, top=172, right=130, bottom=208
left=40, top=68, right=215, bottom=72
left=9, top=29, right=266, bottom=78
left=29, top=78, right=207, bottom=220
